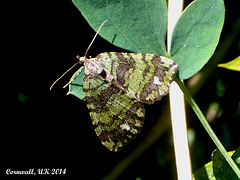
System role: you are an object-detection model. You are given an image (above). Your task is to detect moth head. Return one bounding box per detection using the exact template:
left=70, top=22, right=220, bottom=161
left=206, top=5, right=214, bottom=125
left=84, top=59, right=104, bottom=77
left=79, top=56, right=86, bottom=62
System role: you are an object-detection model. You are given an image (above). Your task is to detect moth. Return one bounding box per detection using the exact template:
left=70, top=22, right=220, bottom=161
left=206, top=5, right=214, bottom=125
left=51, top=20, right=178, bottom=152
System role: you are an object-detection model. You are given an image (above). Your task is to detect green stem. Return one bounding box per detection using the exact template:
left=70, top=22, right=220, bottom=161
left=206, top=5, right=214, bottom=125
left=175, top=77, right=240, bottom=178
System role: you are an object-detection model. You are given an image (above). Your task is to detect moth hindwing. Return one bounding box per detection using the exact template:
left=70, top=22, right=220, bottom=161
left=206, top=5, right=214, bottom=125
left=68, top=52, right=178, bottom=152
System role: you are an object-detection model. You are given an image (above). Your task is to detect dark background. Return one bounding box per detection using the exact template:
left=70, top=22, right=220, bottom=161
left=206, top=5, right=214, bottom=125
left=1, top=0, right=239, bottom=179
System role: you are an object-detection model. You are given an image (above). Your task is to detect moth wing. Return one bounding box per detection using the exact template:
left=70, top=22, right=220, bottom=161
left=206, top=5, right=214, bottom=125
left=98, top=52, right=178, bottom=104
left=83, top=75, right=145, bottom=152
left=136, top=55, right=178, bottom=104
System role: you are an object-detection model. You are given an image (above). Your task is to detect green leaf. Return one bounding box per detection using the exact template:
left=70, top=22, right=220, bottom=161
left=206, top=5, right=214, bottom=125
left=67, top=67, right=85, bottom=100
left=193, top=148, right=240, bottom=180
left=218, top=56, right=240, bottom=71
left=212, top=147, right=240, bottom=180
left=72, top=0, right=167, bottom=56
left=192, top=161, right=215, bottom=180
left=72, top=0, right=225, bottom=80
left=170, top=0, right=225, bottom=79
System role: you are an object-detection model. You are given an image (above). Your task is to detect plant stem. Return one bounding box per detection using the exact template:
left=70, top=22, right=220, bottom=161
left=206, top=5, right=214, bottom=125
left=169, top=81, right=192, bottom=180
left=168, top=0, right=192, bottom=180
left=175, top=77, right=240, bottom=178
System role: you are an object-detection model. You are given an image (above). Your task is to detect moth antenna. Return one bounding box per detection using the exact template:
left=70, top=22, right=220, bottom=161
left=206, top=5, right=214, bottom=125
left=84, top=20, right=108, bottom=56
left=50, top=62, right=79, bottom=90
left=50, top=20, right=107, bottom=91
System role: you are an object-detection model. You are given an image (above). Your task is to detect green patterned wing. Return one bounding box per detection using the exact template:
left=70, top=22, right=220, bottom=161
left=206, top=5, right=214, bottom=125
left=83, top=75, right=145, bottom=152
left=97, top=52, right=178, bottom=104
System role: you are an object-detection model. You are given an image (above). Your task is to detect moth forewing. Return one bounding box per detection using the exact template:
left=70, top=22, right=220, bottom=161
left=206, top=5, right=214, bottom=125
left=96, top=52, right=178, bottom=104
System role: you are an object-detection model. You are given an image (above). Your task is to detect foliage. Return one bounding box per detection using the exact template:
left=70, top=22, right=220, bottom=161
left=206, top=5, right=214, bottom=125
left=72, top=0, right=224, bottom=79
left=193, top=147, right=240, bottom=180
left=218, top=56, right=240, bottom=71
